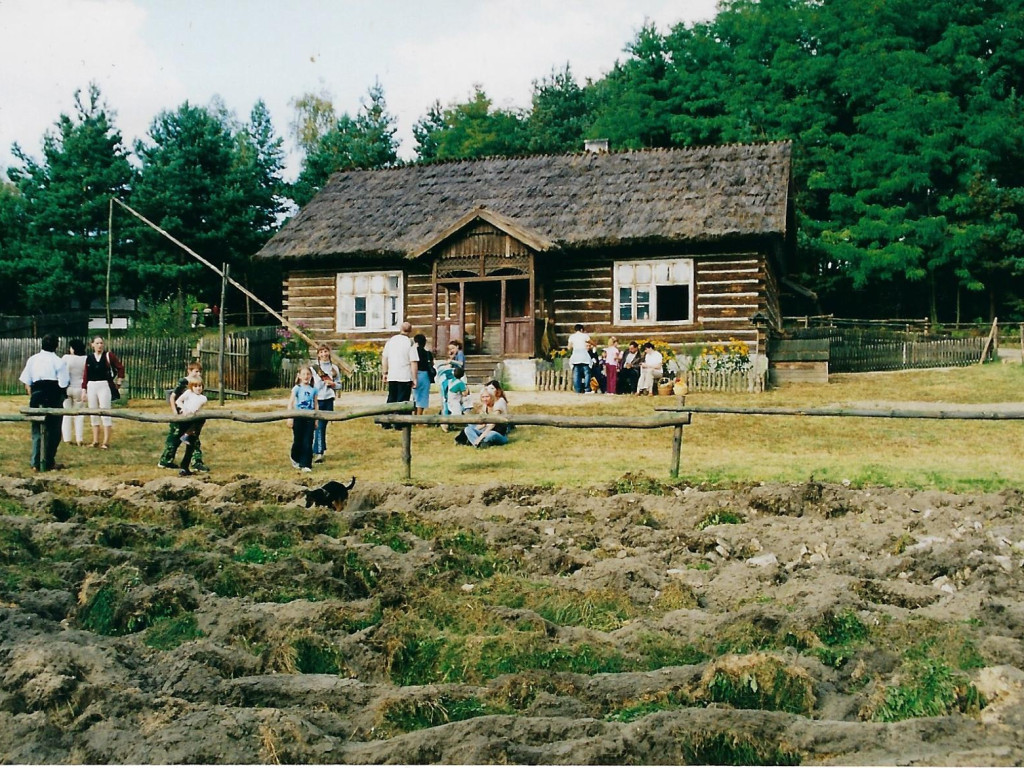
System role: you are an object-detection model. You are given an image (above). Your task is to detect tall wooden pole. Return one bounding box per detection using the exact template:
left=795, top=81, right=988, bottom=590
left=106, top=199, right=113, bottom=331
left=219, top=263, right=228, bottom=407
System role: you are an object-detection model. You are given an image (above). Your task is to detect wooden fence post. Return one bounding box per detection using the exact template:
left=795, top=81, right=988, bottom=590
left=670, top=394, right=686, bottom=478
left=401, top=425, right=412, bottom=480
left=670, top=424, right=684, bottom=478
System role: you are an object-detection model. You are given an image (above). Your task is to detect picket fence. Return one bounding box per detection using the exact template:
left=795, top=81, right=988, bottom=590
left=278, top=359, right=386, bottom=392
left=0, top=337, right=193, bottom=398
left=534, top=367, right=764, bottom=394
left=828, top=335, right=986, bottom=372
left=0, top=336, right=252, bottom=400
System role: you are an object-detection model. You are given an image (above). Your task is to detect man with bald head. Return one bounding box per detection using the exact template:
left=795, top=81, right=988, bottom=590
left=380, top=321, right=419, bottom=427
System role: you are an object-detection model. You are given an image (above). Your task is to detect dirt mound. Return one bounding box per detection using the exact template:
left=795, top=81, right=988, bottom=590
left=1, top=474, right=1022, bottom=764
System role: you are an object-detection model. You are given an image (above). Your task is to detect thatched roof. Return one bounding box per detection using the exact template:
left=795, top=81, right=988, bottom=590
left=257, top=142, right=792, bottom=261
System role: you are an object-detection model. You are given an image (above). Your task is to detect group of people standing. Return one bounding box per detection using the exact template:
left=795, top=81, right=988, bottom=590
left=566, top=324, right=665, bottom=395
left=381, top=321, right=509, bottom=447
left=19, top=334, right=125, bottom=472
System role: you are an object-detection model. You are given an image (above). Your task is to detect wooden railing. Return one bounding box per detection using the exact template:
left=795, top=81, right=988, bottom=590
left=11, top=403, right=693, bottom=479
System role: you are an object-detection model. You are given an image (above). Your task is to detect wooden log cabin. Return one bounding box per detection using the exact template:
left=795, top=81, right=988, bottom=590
left=256, top=141, right=795, bottom=385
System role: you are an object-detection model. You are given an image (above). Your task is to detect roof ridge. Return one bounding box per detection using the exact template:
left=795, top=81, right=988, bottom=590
left=352, top=140, right=793, bottom=173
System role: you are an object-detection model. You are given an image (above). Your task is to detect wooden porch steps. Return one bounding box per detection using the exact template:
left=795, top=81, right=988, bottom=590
left=462, top=355, right=502, bottom=386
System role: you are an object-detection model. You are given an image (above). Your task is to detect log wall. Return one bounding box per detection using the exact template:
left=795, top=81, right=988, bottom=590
left=282, top=250, right=781, bottom=357
left=548, top=252, right=777, bottom=356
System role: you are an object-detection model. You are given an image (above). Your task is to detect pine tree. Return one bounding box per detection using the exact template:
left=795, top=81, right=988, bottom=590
left=5, top=84, right=133, bottom=314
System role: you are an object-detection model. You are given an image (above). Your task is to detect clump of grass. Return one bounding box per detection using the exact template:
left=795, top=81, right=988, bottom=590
left=867, top=657, right=984, bottom=722
left=331, top=549, right=380, bottom=597
left=651, top=581, right=700, bottom=613
left=872, top=620, right=990, bottom=671
left=374, top=695, right=494, bottom=738
left=144, top=613, right=204, bottom=650
left=605, top=689, right=689, bottom=722
left=0, top=523, right=39, bottom=565
left=696, top=510, right=745, bottom=530
left=208, top=562, right=256, bottom=598
left=77, top=566, right=196, bottom=635
left=713, top=620, right=782, bottom=655
left=428, top=529, right=518, bottom=580
left=479, top=576, right=636, bottom=631
left=815, top=610, right=868, bottom=646
left=292, top=634, right=345, bottom=675
left=889, top=532, right=914, bottom=555
left=487, top=673, right=580, bottom=710
left=357, top=510, right=438, bottom=553
left=234, top=544, right=280, bottom=564
left=679, top=732, right=801, bottom=766
left=812, top=609, right=868, bottom=668
left=612, top=472, right=673, bottom=496
left=697, top=653, right=816, bottom=715
left=381, top=608, right=629, bottom=686
left=627, top=631, right=708, bottom=670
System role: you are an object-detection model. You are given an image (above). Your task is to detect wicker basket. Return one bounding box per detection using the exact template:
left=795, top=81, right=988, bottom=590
left=657, top=381, right=674, bottom=396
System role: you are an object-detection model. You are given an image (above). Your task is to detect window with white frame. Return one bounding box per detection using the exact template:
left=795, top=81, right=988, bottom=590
left=614, top=258, right=694, bottom=325
left=336, top=271, right=403, bottom=331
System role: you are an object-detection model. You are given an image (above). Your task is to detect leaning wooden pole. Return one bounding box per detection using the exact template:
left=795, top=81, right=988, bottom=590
left=110, top=198, right=353, bottom=375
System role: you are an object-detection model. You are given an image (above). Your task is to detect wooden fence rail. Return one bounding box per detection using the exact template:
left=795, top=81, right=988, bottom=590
left=9, top=399, right=1021, bottom=481
left=12, top=403, right=692, bottom=479
left=657, top=403, right=1024, bottom=420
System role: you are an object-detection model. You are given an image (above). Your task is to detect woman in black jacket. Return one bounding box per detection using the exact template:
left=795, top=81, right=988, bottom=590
left=80, top=336, right=125, bottom=449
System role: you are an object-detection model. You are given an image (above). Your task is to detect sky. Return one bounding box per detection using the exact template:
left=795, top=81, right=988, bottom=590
left=0, top=0, right=720, bottom=181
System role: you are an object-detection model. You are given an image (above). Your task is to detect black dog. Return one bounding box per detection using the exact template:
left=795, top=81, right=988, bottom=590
left=304, top=477, right=356, bottom=511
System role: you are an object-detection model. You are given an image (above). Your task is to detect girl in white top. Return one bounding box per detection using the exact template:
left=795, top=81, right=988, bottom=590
left=311, top=344, right=342, bottom=462
left=174, top=374, right=208, bottom=477
left=61, top=339, right=87, bottom=445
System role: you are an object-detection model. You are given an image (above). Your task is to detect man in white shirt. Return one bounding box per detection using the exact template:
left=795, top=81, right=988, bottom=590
left=637, top=342, right=664, bottom=396
left=566, top=323, right=592, bottom=394
left=19, top=334, right=71, bottom=471
left=381, top=322, right=419, bottom=426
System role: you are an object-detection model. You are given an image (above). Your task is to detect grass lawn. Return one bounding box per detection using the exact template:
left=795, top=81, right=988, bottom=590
left=1, top=363, right=1022, bottom=491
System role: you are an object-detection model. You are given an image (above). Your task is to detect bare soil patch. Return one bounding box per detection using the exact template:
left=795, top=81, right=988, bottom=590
left=1, top=473, right=1022, bottom=764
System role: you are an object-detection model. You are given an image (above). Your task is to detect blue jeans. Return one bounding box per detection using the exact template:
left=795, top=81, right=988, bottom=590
left=313, top=398, right=333, bottom=455
left=463, top=424, right=508, bottom=447
left=572, top=363, right=589, bottom=393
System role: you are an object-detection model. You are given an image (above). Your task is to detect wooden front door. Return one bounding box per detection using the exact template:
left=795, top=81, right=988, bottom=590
left=430, top=224, right=537, bottom=357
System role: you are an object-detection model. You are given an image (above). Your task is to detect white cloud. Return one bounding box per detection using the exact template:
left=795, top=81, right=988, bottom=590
left=0, top=0, right=182, bottom=168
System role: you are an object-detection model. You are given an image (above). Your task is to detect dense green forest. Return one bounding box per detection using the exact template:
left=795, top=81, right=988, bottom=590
left=1, top=0, right=1021, bottom=325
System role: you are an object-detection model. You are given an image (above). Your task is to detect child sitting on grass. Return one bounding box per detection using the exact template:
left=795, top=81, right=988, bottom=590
left=174, top=374, right=208, bottom=477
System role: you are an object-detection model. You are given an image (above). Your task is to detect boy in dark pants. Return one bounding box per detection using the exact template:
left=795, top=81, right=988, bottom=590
left=158, top=360, right=208, bottom=471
